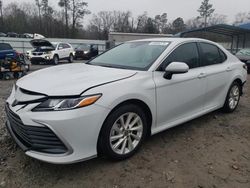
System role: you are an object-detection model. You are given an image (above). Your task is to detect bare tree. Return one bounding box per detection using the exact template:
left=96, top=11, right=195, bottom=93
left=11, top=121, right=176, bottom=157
left=208, top=14, right=227, bottom=26
left=113, top=11, right=132, bottom=32
left=234, top=12, right=250, bottom=25
left=58, top=0, right=70, bottom=36
left=35, top=0, right=42, bottom=30
left=186, top=17, right=203, bottom=29
left=71, top=0, right=90, bottom=36
left=198, top=0, right=215, bottom=27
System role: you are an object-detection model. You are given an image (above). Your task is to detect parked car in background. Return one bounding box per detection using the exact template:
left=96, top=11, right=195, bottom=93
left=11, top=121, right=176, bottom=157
left=0, top=43, right=30, bottom=72
left=19, top=33, right=33, bottom=38
left=6, top=32, right=18, bottom=38
left=5, top=38, right=247, bottom=164
left=74, top=44, right=99, bottom=60
left=0, top=32, right=6, bottom=37
left=236, top=48, right=250, bottom=73
left=29, top=39, right=74, bottom=65
left=0, top=43, right=19, bottom=59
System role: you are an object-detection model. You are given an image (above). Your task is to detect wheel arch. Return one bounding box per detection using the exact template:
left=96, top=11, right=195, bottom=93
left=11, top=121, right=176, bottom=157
left=97, top=98, right=153, bottom=155
left=232, top=77, right=244, bottom=96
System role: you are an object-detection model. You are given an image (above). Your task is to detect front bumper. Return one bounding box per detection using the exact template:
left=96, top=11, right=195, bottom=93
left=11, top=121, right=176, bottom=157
left=5, top=100, right=110, bottom=164
left=30, top=54, right=53, bottom=63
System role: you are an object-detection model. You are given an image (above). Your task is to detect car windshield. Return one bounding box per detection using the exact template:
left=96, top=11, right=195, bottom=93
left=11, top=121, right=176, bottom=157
left=77, top=44, right=90, bottom=51
left=0, top=43, right=13, bottom=51
left=236, top=49, right=250, bottom=56
left=52, top=43, right=58, bottom=48
left=88, top=41, right=170, bottom=70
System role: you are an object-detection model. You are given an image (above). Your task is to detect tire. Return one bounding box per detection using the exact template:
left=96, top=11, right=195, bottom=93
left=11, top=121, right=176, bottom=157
left=53, top=55, right=59, bottom=65
left=68, top=54, right=74, bottom=63
left=98, top=104, right=148, bottom=160
left=222, top=81, right=241, bottom=113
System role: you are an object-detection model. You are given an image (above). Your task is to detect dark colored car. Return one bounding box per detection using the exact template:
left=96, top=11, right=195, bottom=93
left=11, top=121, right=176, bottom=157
left=0, top=32, right=6, bottom=37
left=0, top=43, right=18, bottom=59
left=236, top=48, right=250, bottom=74
left=0, top=43, right=30, bottom=72
left=74, top=44, right=99, bottom=60
left=6, top=32, right=18, bottom=38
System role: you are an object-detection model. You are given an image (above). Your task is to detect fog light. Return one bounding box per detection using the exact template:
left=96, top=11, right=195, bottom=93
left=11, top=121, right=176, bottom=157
left=45, top=56, right=50, bottom=60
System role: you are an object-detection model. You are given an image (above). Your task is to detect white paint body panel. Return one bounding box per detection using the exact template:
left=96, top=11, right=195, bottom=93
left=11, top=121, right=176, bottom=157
left=6, top=38, right=247, bottom=164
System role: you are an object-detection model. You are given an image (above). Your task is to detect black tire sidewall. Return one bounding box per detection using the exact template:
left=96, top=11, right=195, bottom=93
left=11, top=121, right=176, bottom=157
left=223, top=81, right=241, bottom=113
left=53, top=55, right=59, bottom=65
left=69, top=54, right=74, bottom=63
left=99, top=104, right=148, bottom=160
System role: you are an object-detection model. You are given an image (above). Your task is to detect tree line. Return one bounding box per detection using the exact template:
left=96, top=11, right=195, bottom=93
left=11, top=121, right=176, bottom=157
left=0, top=0, right=249, bottom=40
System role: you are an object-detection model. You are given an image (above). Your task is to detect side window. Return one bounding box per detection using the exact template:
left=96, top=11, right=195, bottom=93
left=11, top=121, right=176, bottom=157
left=161, top=43, right=199, bottom=70
left=199, top=43, right=226, bottom=66
left=58, top=43, right=64, bottom=50
left=92, top=44, right=98, bottom=50
left=219, top=49, right=227, bottom=62
left=63, top=43, right=71, bottom=49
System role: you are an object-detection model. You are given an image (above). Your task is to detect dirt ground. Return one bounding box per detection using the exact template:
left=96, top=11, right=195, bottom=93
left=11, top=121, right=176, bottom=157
left=0, top=63, right=249, bottom=188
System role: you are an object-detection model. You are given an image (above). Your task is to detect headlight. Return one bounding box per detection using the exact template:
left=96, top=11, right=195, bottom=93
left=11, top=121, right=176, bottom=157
left=84, top=51, right=89, bottom=54
left=32, top=94, right=102, bottom=112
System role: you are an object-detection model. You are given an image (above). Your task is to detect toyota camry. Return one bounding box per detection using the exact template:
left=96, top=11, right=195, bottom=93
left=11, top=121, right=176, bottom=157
left=5, top=38, right=247, bottom=164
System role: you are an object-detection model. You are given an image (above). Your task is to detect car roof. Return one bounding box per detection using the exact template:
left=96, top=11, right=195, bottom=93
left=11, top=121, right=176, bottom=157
left=129, top=37, right=214, bottom=44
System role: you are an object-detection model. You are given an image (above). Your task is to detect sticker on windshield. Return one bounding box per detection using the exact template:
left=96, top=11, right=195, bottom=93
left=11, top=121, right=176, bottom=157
left=149, top=42, right=169, bottom=46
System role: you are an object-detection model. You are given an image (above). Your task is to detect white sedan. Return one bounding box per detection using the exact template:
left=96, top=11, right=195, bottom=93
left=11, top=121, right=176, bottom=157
left=5, top=38, right=247, bottom=164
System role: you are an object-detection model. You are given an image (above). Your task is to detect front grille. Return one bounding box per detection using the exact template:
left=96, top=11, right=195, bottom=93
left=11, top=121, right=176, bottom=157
left=5, top=104, right=67, bottom=154
left=32, top=52, right=43, bottom=56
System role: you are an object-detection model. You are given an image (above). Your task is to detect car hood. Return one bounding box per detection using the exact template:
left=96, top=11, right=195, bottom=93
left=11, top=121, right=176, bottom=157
left=16, top=63, right=137, bottom=96
left=30, top=39, right=54, bottom=49
left=236, top=54, right=250, bottom=61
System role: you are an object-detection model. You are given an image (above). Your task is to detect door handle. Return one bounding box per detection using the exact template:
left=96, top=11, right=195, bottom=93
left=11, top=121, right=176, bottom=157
left=226, top=67, right=232, bottom=72
left=198, top=73, right=206, bottom=79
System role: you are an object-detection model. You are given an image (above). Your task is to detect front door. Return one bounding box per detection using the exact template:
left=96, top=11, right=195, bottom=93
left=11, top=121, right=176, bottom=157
left=153, top=42, right=206, bottom=131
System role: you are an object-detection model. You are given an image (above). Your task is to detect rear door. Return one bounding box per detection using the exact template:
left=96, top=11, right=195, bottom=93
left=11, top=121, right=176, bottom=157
left=153, top=42, right=207, bottom=130
left=57, top=43, right=65, bottom=59
left=198, top=42, right=230, bottom=110
left=63, top=43, right=72, bottom=58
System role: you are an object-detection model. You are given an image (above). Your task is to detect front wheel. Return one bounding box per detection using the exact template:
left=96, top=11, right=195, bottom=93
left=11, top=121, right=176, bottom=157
left=98, top=104, right=148, bottom=160
left=53, top=55, right=59, bottom=65
left=223, top=81, right=241, bottom=113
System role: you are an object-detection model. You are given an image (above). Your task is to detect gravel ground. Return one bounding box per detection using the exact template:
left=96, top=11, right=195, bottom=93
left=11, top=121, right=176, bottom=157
left=0, top=63, right=249, bottom=188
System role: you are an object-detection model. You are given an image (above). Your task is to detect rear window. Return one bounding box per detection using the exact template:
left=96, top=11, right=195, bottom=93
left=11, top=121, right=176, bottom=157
left=0, top=43, right=13, bottom=51
left=199, top=43, right=227, bottom=66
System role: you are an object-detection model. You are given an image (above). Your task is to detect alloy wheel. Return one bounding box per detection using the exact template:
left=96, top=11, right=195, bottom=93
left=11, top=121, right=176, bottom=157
left=228, top=85, right=240, bottom=110
left=109, top=112, right=143, bottom=155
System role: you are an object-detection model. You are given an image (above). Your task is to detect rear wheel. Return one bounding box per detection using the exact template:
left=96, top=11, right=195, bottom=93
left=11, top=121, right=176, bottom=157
left=98, top=104, right=148, bottom=160
left=223, top=81, right=241, bottom=113
left=68, top=54, right=74, bottom=63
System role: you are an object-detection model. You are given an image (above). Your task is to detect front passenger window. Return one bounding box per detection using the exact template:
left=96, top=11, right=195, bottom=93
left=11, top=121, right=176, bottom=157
left=161, top=43, right=199, bottom=70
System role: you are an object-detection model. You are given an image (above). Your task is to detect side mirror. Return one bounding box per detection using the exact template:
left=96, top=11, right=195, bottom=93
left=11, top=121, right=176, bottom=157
left=58, top=46, right=63, bottom=50
left=164, top=62, right=189, bottom=80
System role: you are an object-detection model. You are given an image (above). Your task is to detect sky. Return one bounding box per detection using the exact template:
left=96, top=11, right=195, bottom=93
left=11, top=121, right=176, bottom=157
left=4, top=0, right=250, bottom=23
